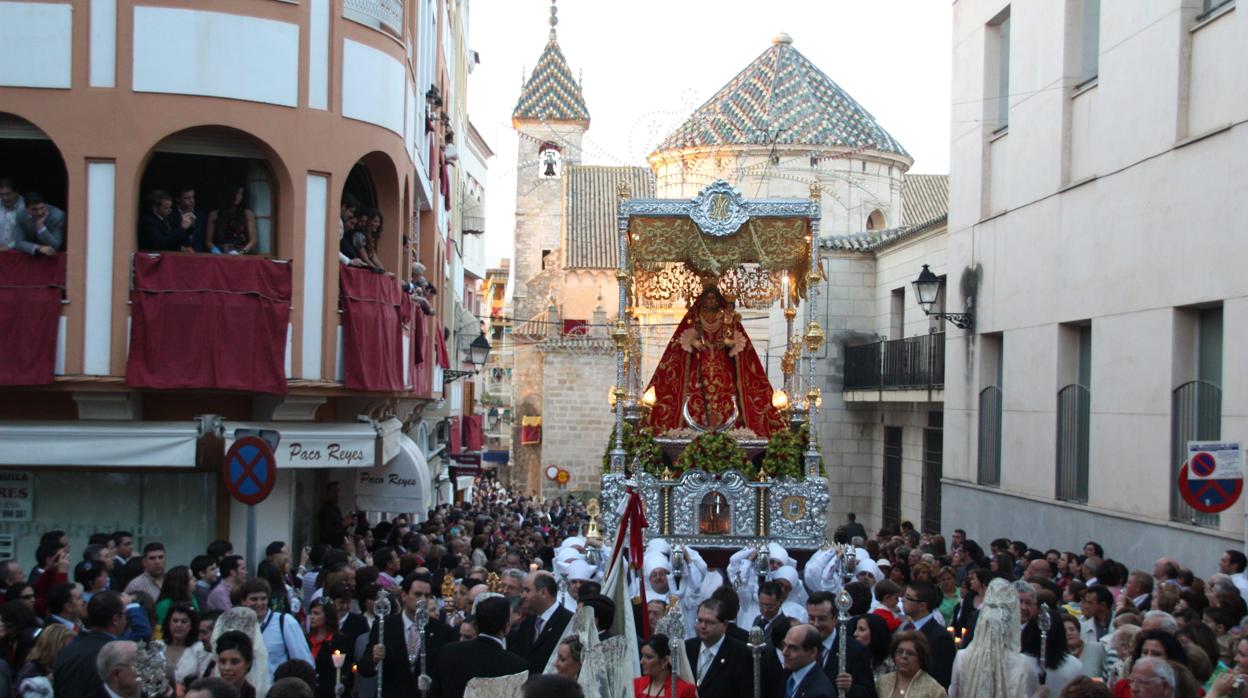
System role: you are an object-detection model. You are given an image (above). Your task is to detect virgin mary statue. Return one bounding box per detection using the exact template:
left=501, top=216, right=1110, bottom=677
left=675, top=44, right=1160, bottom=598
left=645, top=287, right=783, bottom=437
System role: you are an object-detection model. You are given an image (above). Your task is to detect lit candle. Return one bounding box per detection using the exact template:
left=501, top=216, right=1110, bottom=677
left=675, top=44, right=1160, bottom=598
left=781, top=275, right=789, bottom=308
left=530, top=562, right=539, bottom=572
left=332, top=650, right=344, bottom=690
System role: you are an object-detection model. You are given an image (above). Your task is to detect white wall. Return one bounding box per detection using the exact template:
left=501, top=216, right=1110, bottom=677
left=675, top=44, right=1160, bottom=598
left=341, top=39, right=406, bottom=135
left=0, top=2, right=72, bottom=89
left=947, top=0, right=1248, bottom=553
left=132, top=7, right=299, bottom=107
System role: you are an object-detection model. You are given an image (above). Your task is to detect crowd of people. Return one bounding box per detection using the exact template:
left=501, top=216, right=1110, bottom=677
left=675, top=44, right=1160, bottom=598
left=0, top=178, right=64, bottom=258
left=0, top=478, right=1244, bottom=698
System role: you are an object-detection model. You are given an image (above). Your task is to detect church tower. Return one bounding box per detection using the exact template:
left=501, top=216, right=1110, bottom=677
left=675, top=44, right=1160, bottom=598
left=511, top=0, right=590, bottom=322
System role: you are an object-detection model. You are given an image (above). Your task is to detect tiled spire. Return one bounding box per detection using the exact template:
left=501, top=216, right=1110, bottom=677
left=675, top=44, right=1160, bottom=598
left=512, top=0, right=590, bottom=125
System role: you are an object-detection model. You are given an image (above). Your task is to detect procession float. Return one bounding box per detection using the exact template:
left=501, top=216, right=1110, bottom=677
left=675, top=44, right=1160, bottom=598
left=596, top=179, right=831, bottom=555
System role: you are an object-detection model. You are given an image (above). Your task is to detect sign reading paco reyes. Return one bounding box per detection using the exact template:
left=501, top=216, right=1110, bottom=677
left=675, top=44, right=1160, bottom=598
left=0, top=472, right=33, bottom=522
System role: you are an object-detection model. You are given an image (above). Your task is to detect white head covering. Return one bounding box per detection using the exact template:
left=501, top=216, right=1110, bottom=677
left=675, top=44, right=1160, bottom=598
left=562, top=536, right=586, bottom=550
left=959, top=578, right=1024, bottom=696
left=876, top=558, right=892, bottom=569
left=771, top=565, right=808, bottom=608
left=211, top=606, right=270, bottom=697
left=567, top=559, right=597, bottom=582
left=766, top=543, right=794, bottom=568
left=646, top=538, right=672, bottom=557
left=643, top=551, right=672, bottom=576
left=855, top=559, right=884, bottom=584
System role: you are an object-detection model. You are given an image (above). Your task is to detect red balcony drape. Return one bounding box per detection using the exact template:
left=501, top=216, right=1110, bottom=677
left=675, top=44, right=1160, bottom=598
left=448, top=415, right=462, bottom=455
left=340, top=266, right=405, bottom=392
left=463, top=414, right=483, bottom=451
left=0, top=251, right=66, bottom=386
left=434, top=321, right=450, bottom=369
left=126, top=254, right=290, bottom=394
left=411, top=311, right=431, bottom=395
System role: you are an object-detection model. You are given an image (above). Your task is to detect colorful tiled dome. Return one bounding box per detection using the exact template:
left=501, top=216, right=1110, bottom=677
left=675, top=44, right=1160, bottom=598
left=655, top=35, right=908, bottom=157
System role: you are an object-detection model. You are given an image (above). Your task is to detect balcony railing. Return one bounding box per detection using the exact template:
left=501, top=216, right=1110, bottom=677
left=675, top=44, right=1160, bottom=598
left=843, top=332, right=945, bottom=391
left=344, top=0, right=404, bottom=37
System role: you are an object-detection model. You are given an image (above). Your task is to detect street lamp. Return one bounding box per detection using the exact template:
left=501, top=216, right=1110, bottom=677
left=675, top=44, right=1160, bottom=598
left=444, top=331, right=492, bottom=384
left=911, top=264, right=973, bottom=330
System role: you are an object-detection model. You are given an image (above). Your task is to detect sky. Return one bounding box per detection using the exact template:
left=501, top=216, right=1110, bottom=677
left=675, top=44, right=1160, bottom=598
left=466, top=0, right=953, bottom=267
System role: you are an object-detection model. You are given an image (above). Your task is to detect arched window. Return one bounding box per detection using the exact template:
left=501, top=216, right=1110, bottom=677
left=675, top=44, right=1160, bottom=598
left=698, top=492, right=730, bottom=535
left=866, top=209, right=885, bottom=231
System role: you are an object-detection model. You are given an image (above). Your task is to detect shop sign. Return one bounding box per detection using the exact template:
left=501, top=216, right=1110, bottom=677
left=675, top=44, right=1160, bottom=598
left=0, top=472, right=33, bottom=522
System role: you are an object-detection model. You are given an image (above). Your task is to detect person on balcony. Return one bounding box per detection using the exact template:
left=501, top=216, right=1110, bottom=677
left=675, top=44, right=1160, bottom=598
left=139, top=189, right=195, bottom=252
left=337, top=194, right=366, bottom=268
left=173, top=185, right=207, bottom=252
left=14, top=192, right=64, bottom=257
left=0, top=177, right=26, bottom=250
left=207, top=185, right=257, bottom=255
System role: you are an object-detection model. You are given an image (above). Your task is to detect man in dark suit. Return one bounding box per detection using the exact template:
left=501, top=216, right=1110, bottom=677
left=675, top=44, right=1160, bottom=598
left=171, top=185, right=207, bottom=252
left=844, top=513, right=868, bottom=543
left=435, top=596, right=529, bottom=697
left=359, top=573, right=454, bottom=698
left=754, top=581, right=790, bottom=639
left=781, top=624, right=837, bottom=698
left=138, top=189, right=196, bottom=252
left=507, top=571, right=573, bottom=674
left=901, top=581, right=956, bottom=688
left=53, top=590, right=127, bottom=697
left=806, top=592, right=874, bottom=698
left=684, top=598, right=753, bottom=698
left=331, top=582, right=370, bottom=647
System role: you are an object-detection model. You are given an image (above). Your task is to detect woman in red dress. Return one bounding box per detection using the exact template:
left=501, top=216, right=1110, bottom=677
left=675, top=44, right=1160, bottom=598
left=633, top=634, right=696, bottom=698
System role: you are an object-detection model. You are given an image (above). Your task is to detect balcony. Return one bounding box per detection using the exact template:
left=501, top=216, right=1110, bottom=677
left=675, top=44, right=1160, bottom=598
left=343, top=0, right=404, bottom=38
left=843, top=332, right=945, bottom=402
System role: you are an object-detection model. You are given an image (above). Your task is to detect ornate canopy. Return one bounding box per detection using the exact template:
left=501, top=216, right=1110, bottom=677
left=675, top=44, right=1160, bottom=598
left=618, top=180, right=822, bottom=309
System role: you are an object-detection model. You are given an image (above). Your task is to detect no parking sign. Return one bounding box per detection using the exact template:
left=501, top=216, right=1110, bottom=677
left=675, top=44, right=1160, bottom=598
left=1178, top=441, right=1243, bottom=513
left=223, top=436, right=278, bottom=505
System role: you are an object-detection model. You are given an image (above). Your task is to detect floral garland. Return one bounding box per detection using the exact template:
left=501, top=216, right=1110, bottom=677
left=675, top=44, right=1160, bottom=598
left=601, top=423, right=665, bottom=476
left=675, top=432, right=753, bottom=478
left=759, top=425, right=818, bottom=480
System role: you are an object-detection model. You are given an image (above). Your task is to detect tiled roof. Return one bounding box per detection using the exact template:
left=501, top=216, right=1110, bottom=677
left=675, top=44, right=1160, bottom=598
left=655, top=34, right=908, bottom=157
left=513, top=38, right=590, bottom=124
left=563, top=165, right=654, bottom=269
left=900, top=174, right=950, bottom=228
left=823, top=174, right=948, bottom=252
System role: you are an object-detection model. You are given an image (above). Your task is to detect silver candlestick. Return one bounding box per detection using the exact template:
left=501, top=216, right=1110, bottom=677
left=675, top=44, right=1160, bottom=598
left=374, top=589, right=392, bottom=698
left=836, top=588, right=853, bottom=698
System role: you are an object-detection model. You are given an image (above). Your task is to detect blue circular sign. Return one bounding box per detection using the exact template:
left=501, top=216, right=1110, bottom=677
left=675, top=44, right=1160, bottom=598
left=224, top=436, right=277, bottom=505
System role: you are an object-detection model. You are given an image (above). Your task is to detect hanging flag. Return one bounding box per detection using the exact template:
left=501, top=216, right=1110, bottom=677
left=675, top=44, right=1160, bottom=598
left=521, top=415, right=543, bottom=445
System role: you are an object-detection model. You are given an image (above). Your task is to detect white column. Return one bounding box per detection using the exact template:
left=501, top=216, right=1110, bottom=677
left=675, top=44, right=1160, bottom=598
left=308, top=0, right=329, bottom=109
left=301, top=175, right=328, bottom=379
left=84, top=162, right=115, bottom=375
left=89, top=0, right=117, bottom=87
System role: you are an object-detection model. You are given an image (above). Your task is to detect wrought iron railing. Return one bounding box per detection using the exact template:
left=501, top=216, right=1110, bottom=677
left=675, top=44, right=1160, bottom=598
left=1171, top=380, right=1222, bottom=526
left=978, top=386, right=1003, bottom=486
left=1055, top=384, right=1090, bottom=503
left=343, top=0, right=404, bottom=37
left=843, top=332, right=945, bottom=390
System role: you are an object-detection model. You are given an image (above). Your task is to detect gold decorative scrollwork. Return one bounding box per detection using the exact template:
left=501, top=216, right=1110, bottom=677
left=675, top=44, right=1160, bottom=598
left=634, top=263, right=795, bottom=310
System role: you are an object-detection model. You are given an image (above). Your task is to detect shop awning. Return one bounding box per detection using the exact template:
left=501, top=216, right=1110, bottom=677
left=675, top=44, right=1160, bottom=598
left=220, top=418, right=402, bottom=469
left=0, top=421, right=203, bottom=468
left=355, top=434, right=430, bottom=515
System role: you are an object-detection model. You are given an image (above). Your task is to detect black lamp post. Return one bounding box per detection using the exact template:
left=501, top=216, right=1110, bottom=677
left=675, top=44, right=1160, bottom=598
left=443, top=331, right=492, bottom=384
left=911, top=264, right=973, bottom=329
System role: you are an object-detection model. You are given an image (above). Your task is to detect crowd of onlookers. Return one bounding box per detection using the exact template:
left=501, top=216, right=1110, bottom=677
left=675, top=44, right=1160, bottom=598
left=2, top=476, right=1243, bottom=698
left=0, top=178, right=64, bottom=258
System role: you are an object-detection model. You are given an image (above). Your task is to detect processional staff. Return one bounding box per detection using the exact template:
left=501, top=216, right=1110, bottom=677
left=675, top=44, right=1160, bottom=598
left=836, top=588, right=853, bottom=698
left=748, top=625, right=765, bottom=698
left=414, top=600, right=431, bottom=697
left=1038, top=604, right=1050, bottom=686
left=374, top=589, right=392, bottom=698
